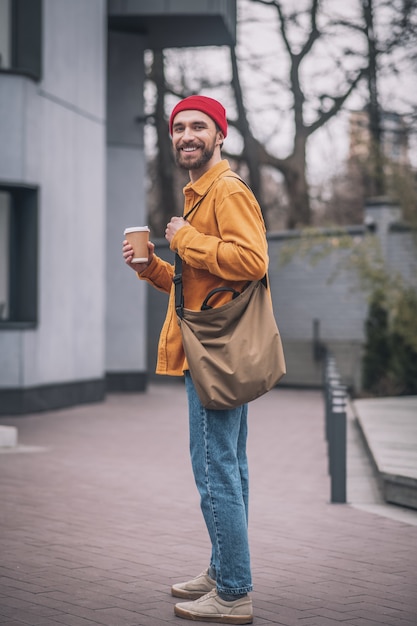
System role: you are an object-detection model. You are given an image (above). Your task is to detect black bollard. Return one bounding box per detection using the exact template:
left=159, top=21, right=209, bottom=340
left=329, top=386, right=347, bottom=503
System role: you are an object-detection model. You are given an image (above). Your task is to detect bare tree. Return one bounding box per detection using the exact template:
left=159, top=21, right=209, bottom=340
left=146, top=51, right=182, bottom=235
left=362, top=0, right=385, bottom=196
left=145, top=0, right=416, bottom=231
left=325, top=0, right=417, bottom=215
left=230, top=0, right=367, bottom=228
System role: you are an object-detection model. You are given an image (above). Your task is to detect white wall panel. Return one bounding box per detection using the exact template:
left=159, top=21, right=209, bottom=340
left=0, top=1, right=107, bottom=393
left=42, top=0, right=106, bottom=120
left=0, top=75, right=25, bottom=180
left=106, top=31, right=147, bottom=373
left=0, top=332, right=22, bottom=387
left=22, top=99, right=106, bottom=386
left=268, top=240, right=368, bottom=343
left=106, top=146, right=147, bottom=372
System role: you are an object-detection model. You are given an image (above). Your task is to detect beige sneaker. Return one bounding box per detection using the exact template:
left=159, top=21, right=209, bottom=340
left=174, top=589, right=253, bottom=624
left=171, top=569, right=216, bottom=600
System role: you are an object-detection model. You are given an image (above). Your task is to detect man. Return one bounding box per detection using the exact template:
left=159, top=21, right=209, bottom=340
left=123, top=95, right=268, bottom=624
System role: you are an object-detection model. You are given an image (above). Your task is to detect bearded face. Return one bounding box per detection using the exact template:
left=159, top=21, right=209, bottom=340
left=174, top=134, right=217, bottom=171
left=171, top=110, right=223, bottom=177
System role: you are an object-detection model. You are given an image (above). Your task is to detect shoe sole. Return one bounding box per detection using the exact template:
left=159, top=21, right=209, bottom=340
left=174, top=604, right=253, bottom=624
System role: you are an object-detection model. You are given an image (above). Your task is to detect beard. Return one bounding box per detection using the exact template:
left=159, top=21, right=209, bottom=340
left=174, top=137, right=216, bottom=171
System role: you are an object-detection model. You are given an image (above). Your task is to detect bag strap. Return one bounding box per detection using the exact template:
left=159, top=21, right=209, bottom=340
left=174, top=195, right=209, bottom=320
left=174, top=176, right=226, bottom=318
left=174, top=253, right=185, bottom=319
left=183, top=174, right=224, bottom=221
left=174, top=174, right=266, bottom=319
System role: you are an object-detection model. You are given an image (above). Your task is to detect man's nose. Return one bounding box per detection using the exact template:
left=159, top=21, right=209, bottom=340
left=182, top=126, right=195, bottom=140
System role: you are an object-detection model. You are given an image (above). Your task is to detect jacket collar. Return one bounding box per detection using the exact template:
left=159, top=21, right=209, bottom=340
left=184, top=160, right=231, bottom=197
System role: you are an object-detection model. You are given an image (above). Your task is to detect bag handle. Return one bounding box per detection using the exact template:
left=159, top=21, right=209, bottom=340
left=200, top=287, right=241, bottom=311
left=174, top=176, right=224, bottom=319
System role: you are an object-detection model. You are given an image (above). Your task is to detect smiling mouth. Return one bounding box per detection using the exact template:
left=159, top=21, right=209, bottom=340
left=180, top=145, right=202, bottom=153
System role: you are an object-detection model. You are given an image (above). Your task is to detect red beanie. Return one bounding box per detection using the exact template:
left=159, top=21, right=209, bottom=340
left=169, top=95, right=228, bottom=138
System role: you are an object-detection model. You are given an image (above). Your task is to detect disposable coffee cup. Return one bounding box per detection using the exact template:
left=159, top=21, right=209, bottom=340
left=124, top=226, right=150, bottom=263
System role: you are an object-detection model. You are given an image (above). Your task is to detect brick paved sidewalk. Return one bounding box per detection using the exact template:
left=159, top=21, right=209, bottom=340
left=1, top=385, right=416, bottom=625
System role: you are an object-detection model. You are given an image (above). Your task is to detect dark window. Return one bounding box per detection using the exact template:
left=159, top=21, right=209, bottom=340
left=0, top=0, right=42, bottom=80
left=0, top=185, right=38, bottom=326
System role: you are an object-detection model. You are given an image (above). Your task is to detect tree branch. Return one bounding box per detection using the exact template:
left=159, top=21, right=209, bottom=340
left=298, top=0, right=320, bottom=61
left=306, top=67, right=367, bottom=136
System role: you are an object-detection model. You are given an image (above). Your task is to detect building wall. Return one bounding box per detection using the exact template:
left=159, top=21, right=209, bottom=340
left=0, top=0, right=237, bottom=414
left=0, top=0, right=107, bottom=411
left=267, top=232, right=368, bottom=390
left=105, top=31, right=148, bottom=390
left=386, top=230, right=417, bottom=285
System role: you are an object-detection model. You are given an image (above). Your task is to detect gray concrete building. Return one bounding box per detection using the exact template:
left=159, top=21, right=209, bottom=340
left=0, top=0, right=236, bottom=414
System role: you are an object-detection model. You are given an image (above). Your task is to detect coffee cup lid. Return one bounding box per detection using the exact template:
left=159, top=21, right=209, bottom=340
left=124, top=226, right=150, bottom=234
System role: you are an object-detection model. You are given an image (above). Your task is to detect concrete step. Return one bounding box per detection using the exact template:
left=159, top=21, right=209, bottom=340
left=0, top=425, right=18, bottom=447
left=352, top=396, right=417, bottom=510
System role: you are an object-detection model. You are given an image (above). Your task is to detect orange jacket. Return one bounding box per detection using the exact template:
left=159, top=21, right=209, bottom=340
left=139, top=160, right=269, bottom=376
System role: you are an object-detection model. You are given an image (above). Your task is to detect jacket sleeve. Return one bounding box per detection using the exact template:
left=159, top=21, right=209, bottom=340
left=137, top=254, right=174, bottom=294
left=171, top=182, right=268, bottom=282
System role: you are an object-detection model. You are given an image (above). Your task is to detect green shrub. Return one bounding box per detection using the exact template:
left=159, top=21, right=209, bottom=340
left=362, top=287, right=417, bottom=396
left=389, top=289, right=417, bottom=395
left=362, top=290, right=391, bottom=395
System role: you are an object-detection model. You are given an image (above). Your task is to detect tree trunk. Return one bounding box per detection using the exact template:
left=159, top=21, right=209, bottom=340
left=363, top=0, right=385, bottom=197
left=230, top=47, right=263, bottom=207
left=284, top=158, right=311, bottom=229
left=256, top=129, right=310, bottom=229
left=149, top=51, right=178, bottom=236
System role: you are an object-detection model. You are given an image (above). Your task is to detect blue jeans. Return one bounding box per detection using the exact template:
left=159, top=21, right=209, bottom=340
left=184, top=371, right=253, bottom=595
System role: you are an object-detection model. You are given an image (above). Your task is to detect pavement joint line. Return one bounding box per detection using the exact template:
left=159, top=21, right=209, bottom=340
left=0, top=445, right=49, bottom=455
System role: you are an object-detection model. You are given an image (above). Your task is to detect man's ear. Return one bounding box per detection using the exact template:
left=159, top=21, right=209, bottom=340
left=216, top=131, right=225, bottom=146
